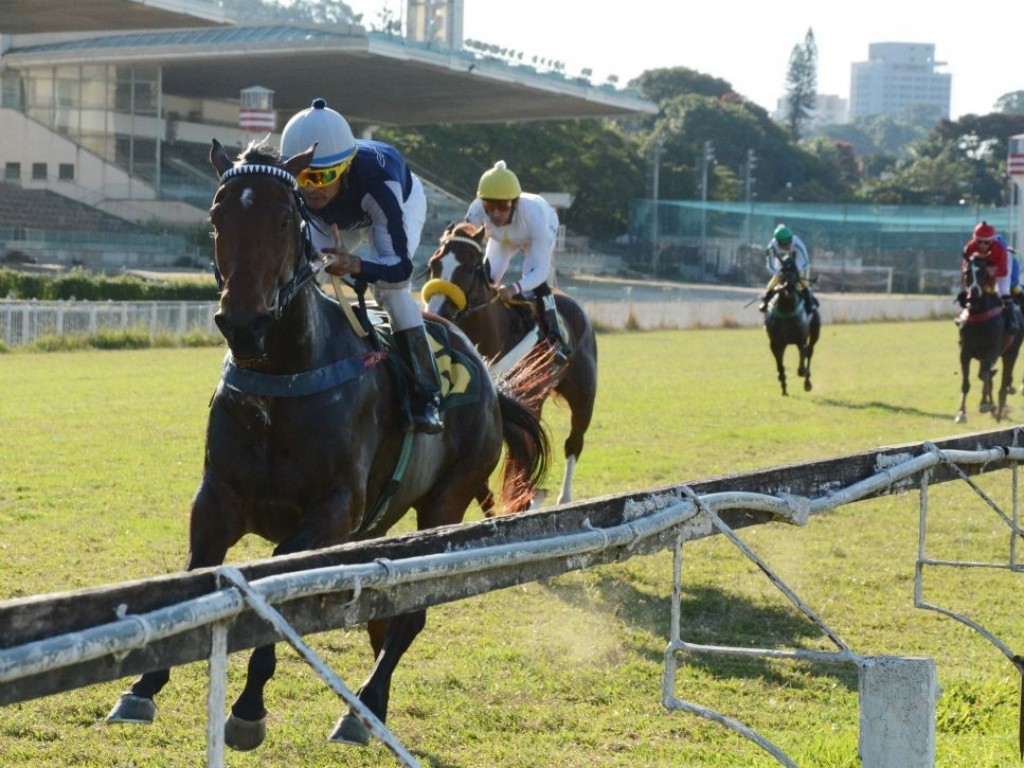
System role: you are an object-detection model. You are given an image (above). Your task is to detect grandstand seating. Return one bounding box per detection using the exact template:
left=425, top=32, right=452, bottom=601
left=0, top=184, right=152, bottom=236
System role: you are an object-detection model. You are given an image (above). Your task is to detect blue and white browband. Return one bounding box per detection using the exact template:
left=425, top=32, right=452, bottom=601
left=219, top=163, right=297, bottom=189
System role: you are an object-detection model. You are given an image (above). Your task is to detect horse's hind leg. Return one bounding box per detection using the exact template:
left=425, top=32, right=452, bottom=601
left=330, top=610, right=427, bottom=746
left=556, top=371, right=596, bottom=505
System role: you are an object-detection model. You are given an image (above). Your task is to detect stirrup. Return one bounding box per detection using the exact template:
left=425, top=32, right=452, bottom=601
left=546, top=334, right=571, bottom=363
left=410, top=397, right=443, bottom=434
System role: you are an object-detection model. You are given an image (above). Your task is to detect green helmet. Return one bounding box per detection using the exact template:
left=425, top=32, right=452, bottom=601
left=477, top=160, right=522, bottom=200
left=773, top=224, right=793, bottom=246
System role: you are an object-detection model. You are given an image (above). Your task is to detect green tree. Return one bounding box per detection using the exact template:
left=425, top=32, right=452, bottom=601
left=630, top=67, right=737, bottom=105
left=378, top=120, right=644, bottom=239
left=995, top=90, right=1024, bottom=115
left=784, top=28, right=817, bottom=138
left=858, top=113, right=1024, bottom=205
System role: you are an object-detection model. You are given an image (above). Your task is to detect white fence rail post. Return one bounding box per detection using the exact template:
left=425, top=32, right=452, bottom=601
left=859, top=656, right=939, bottom=768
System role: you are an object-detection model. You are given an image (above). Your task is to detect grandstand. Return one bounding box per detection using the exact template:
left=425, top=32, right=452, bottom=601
left=0, top=0, right=656, bottom=270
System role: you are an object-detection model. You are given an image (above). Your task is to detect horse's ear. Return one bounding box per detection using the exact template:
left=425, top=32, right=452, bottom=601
left=283, top=143, right=316, bottom=178
left=210, top=139, right=233, bottom=179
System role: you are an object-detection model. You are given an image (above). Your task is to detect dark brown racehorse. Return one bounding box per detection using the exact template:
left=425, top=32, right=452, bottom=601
left=764, top=253, right=821, bottom=396
left=422, top=221, right=597, bottom=505
left=106, top=140, right=550, bottom=752
left=956, top=254, right=1023, bottom=423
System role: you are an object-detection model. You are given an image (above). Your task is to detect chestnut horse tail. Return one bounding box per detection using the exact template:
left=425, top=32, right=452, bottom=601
left=495, top=388, right=551, bottom=513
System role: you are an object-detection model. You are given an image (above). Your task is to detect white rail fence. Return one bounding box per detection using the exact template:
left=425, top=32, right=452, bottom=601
left=0, top=294, right=957, bottom=346
left=2, top=427, right=1023, bottom=767
left=0, top=300, right=218, bottom=346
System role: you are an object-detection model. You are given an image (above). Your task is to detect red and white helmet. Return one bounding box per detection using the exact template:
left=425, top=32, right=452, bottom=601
left=973, top=221, right=996, bottom=241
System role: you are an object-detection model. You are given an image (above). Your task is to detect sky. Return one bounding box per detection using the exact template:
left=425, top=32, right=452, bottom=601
left=342, top=0, right=1023, bottom=120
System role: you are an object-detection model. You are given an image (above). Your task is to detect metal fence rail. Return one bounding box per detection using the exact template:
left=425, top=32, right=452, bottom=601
left=1, top=428, right=1022, bottom=767
left=0, top=300, right=218, bottom=346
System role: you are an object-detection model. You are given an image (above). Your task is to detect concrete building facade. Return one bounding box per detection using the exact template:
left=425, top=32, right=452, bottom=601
left=849, top=42, right=951, bottom=123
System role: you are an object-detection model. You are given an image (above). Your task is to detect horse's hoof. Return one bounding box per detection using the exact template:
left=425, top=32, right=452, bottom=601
left=804, top=380, right=812, bottom=392
left=1008, top=385, right=1017, bottom=395
left=225, top=713, right=267, bottom=751
left=955, top=412, right=967, bottom=424
left=329, top=714, right=371, bottom=746
left=106, top=693, right=156, bottom=724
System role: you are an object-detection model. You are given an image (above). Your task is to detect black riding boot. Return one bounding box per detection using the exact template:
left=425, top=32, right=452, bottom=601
left=802, top=287, right=819, bottom=310
left=538, top=294, right=572, bottom=362
left=394, top=327, right=444, bottom=434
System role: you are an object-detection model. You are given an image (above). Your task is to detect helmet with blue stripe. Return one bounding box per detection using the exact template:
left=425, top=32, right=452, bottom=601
left=281, top=98, right=356, bottom=171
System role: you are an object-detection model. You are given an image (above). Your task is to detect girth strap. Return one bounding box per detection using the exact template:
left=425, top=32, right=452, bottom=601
left=354, top=430, right=416, bottom=538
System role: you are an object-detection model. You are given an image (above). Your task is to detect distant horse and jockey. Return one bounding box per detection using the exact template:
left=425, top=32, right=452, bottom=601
left=422, top=220, right=598, bottom=505
left=106, top=140, right=552, bottom=752
left=955, top=252, right=1023, bottom=423
left=761, top=252, right=821, bottom=396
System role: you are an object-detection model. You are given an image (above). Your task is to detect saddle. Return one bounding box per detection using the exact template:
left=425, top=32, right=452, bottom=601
left=359, top=304, right=482, bottom=410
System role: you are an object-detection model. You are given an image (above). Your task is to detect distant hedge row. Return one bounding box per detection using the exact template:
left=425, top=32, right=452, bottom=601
left=0, top=268, right=219, bottom=302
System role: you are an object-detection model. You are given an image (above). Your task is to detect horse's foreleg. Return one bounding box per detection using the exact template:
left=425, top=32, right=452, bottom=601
left=330, top=611, right=427, bottom=746
left=106, top=482, right=235, bottom=726
left=223, top=645, right=275, bottom=751
left=800, top=344, right=814, bottom=392
left=956, top=352, right=971, bottom=423
left=225, top=489, right=357, bottom=751
left=772, top=346, right=788, bottom=396
left=979, top=355, right=997, bottom=414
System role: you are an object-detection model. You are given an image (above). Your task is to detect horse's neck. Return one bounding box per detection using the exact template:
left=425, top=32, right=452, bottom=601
left=463, top=302, right=522, bottom=360
left=266, top=287, right=361, bottom=371
left=969, top=291, right=1000, bottom=315
left=774, top=288, right=801, bottom=313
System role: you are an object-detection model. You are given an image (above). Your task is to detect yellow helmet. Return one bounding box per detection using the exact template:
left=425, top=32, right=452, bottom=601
left=477, top=160, right=521, bottom=200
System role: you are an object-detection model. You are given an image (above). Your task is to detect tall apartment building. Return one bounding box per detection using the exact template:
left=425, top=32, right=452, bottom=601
left=849, top=42, right=951, bottom=122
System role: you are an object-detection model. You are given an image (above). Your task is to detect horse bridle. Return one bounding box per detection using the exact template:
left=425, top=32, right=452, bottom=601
left=433, top=233, right=499, bottom=321
left=212, top=163, right=325, bottom=319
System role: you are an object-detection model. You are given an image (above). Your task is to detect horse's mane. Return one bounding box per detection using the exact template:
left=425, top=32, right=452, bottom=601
left=237, top=140, right=281, bottom=167
left=453, top=220, right=484, bottom=238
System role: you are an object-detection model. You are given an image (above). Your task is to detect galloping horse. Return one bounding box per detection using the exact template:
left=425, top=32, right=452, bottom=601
left=763, top=254, right=821, bottom=396
left=106, top=141, right=550, bottom=751
left=422, top=221, right=597, bottom=505
left=956, top=254, right=1023, bottom=423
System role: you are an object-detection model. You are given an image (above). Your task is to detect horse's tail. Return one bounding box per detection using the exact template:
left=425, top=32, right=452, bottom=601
left=494, top=353, right=556, bottom=513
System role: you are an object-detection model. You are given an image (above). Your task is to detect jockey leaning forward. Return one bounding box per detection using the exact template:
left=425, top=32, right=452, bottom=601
left=758, top=224, right=818, bottom=313
left=961, top=221, right=1021, bottom=336
left=465, top=160, right=572, bottom=361
left=280, top=97, right=443, bottom=433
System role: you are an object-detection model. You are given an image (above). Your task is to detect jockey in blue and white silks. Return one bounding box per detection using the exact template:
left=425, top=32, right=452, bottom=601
left=280, top=98, right=441, bottom=433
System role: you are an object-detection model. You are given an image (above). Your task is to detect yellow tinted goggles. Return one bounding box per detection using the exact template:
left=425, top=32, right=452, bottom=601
left=297, top=160, right=351, bottom=188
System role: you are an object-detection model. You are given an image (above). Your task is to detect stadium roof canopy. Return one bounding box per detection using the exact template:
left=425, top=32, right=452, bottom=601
left=1, top=0, right=658, bottom=128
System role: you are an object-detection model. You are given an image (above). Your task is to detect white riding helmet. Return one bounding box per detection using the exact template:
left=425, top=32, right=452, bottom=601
left=280, top=98, right=356, bottom=170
